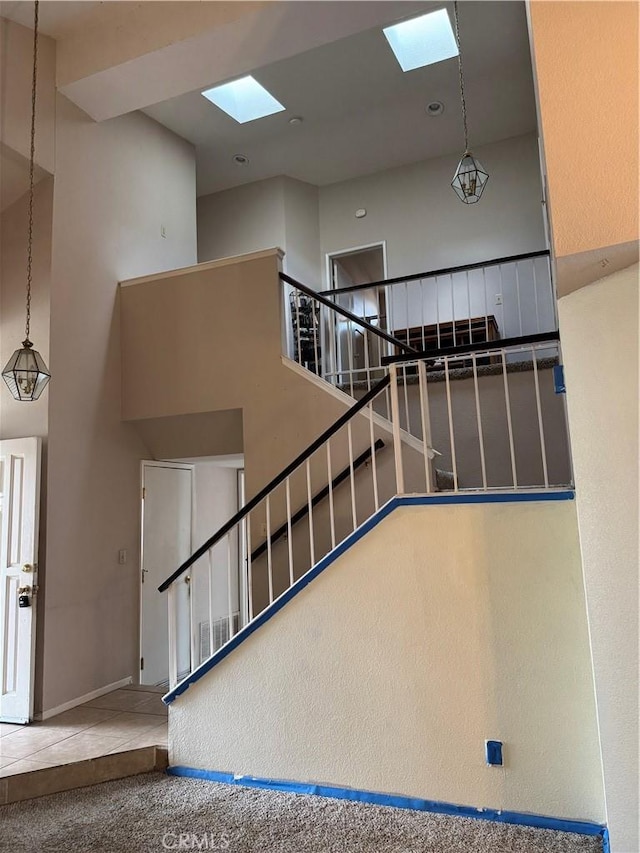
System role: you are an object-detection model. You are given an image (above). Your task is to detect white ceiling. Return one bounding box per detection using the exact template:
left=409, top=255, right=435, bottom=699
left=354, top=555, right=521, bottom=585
left=142, top=1, right=537, bottom=197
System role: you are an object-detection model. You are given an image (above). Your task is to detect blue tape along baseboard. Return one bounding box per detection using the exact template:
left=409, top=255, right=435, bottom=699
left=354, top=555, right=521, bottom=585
left=163, top=490, right=575, bottom=705
left=167, top=765, right=606, bottom=842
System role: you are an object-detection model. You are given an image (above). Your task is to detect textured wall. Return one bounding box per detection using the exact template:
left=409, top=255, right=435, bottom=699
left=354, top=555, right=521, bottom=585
left=558, top=264, right=639, bottom=853
left=529, top=1, right=639, bottom=259
left=170, top=499, right=604, bottom=823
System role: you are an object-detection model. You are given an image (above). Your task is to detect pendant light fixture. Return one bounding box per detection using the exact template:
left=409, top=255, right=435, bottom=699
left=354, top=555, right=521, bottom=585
left=2, top=0, right=51, bottom=402
left=450, top=1, right=489, bottom=204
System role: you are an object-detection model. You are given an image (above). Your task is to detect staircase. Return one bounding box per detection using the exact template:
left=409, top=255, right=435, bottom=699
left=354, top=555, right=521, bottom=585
left=120, top=247, right=603, bottom=843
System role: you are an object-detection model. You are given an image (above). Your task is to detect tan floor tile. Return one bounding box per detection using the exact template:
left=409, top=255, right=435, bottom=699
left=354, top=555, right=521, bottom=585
left=113, top=724, right=168, bottom=752
left=84, top=689, right=161, bottom=712
left=35, top=706, right=120, bottom=732
left=28, top=731, right=129, bottom=764
left=122, top=684, right=166, bottom=694
left=0, top=723, right=24, bottom=738
left=0, top=757, right=55, bottom=777
left=129, top=696, right=168, bottom=716
left=0, top=727, right=74, bottom=759
left=83, top=712, right=166, bottom=739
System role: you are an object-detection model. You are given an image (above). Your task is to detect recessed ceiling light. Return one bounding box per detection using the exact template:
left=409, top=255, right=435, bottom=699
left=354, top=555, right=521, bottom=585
left=202, top=75, right=285, bottom=124
left=288, top=116, right=304, bottom=125
left=383, top=9, right=458, bottom=73
left=232, top=154, right=250, bottom=166
left=426, top=101, right=445, bottom=116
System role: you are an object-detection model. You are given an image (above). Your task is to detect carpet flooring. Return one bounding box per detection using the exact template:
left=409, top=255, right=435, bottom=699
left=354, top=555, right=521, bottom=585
left=0, top=771, right=603, bottom=853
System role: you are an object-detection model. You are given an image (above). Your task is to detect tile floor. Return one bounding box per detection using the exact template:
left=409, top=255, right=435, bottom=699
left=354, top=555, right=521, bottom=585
left=0, top=686, right=167, bottom=778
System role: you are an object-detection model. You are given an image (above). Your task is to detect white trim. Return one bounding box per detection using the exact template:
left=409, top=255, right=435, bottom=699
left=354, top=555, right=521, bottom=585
left=324, top=241, right=388, bottom=290
left=119, top=247, right=285, bottom=288
left=36, top=677, right=133, bottom=721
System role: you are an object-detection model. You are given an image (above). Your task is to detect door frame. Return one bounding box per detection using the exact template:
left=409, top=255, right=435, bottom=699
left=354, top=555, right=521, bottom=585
left=0, top=437, right=42, bottom=723
left=139, top=460, right=194, bottom=686
left=324, top=240, right=388, bottom=291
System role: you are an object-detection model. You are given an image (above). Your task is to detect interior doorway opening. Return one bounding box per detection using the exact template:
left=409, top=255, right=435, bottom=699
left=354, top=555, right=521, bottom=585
left=139, top=453, right=245, bottom=688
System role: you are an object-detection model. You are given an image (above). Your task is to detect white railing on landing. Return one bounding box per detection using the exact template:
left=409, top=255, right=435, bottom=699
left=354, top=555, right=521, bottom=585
left=283, top=251, right=555, bottom=394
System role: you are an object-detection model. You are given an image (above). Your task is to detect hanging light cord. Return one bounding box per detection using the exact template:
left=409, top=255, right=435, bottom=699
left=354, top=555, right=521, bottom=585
left=453, top=1, right=469, bottom=154
left=24, top=0, right=39, bottom=346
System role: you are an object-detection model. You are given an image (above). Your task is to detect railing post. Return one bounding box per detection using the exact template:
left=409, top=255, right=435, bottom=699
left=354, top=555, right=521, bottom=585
left=168, top=583, right=178, bottom=689
left=389, top=363, right=405, bottom=495
left=417, top=359, right=434, bottom=493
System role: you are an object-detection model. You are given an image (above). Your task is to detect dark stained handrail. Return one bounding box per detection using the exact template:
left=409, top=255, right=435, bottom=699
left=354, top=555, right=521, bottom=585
left=381, top=331, right=560, bottom=366
left=319, top=250, right=551, bottom=296
left=250, top=439, right=385, bottom=562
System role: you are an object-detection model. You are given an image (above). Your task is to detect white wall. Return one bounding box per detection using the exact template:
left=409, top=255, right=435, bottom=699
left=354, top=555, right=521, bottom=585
left=319, top=133, right=546, bottom=286
left=558, top=264, right=639, bottom=853
left=42, top=96, right=197, bottom=713
left=171, top=499, right=604, bottom=823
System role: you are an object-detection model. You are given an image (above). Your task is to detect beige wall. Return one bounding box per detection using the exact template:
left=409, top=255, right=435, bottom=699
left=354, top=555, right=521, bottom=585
left=171, top=500, right=604, bottom=823
left=197, top=178, right=286, bottom=266
left=529, top=2, right=639, bottom=261
left=41, top=96, right=197, bottom=714
left=0, top=178, right=52, bottom=441
left=319, top=133, right=546, bottom=285
left=0, top=18, right=56, bottom=173
left=558, top=264, right=639, bottom=853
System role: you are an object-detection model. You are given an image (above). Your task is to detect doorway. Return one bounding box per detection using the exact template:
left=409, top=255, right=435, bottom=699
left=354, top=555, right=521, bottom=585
left=139, top=455, right=246, bottom=687
left=325, top=243, right=389, bottom=386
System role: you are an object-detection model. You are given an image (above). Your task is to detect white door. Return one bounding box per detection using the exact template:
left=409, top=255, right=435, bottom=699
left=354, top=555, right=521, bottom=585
left=0, top=437, right=41, bottom=723
left=140, top=462, right=193, bottom=687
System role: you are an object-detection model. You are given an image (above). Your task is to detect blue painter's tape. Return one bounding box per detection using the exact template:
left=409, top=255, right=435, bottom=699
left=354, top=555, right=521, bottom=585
left=167, top=765, right=607, bottom=842
left=553, top=364, right=566, bottom=394
left=163, top=489, right=574, bottom=705
left=601, top=827, right=610, bottom=853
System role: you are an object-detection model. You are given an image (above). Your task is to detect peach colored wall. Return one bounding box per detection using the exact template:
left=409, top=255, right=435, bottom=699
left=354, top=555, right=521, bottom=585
left=529, top=1, right=639, bottom=258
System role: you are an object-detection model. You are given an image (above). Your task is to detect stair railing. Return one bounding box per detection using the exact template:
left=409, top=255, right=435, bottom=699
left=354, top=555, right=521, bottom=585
left=159, top=374, right=402, bottom=691
left=383, top=332, right=573, bottom=494
left=280, top=272, right=415, bottom=396
left=319, top=250, right=555, bottom=356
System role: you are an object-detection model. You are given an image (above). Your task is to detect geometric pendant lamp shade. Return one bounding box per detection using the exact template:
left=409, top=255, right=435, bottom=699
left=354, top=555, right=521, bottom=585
left=2, top=341, right=51, bottom=401
left=451, top=152, right=489, bottom=204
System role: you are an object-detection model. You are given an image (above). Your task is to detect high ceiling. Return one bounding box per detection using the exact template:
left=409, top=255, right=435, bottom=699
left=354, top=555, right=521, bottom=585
left=142, top=1, right=537, bottom=197
left=0, top=1, right=538, bottom=200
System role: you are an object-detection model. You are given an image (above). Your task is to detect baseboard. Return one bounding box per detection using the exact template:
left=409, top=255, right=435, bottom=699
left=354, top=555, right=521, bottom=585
left=36, top=676, right=133, bottom=721
left=167, top=765, right=607, bottom=842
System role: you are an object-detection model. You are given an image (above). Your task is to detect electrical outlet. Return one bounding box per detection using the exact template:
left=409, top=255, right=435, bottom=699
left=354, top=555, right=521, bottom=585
left=485, top=740, right=503, bottom=766
left=118, top=549, right=127, bottom=565
left=495, top=294, right=503, bottom=305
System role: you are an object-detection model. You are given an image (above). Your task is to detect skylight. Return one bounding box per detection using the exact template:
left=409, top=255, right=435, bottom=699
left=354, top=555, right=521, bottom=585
left=383, top=9, right=459, bottom=72
left=201, top=76, right=285, bottom=124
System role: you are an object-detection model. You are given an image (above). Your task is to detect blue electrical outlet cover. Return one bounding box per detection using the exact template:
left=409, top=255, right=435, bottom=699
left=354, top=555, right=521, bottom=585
left=486, top=740, right=503, bottom=766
